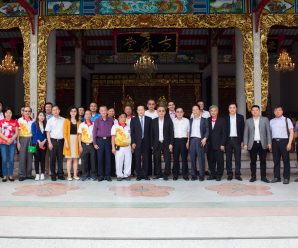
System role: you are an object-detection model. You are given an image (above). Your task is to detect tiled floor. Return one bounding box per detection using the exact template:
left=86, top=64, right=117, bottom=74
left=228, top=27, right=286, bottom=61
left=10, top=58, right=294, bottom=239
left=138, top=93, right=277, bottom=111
left=1, top=161, right=298, bottom=247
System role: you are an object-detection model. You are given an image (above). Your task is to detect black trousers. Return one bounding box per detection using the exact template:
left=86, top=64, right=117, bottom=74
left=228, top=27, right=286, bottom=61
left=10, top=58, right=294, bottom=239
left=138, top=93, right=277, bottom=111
left=207, top=147, right=224, bottom=177
left=272, top=138, right=290, bottom=180
left=249, top=141, right=267, bottom=179
left=225, top=137, right=242, bottom=176
left=135, top=139, right=150, bottom=178
left=81, top=143, right=96, bottom=178
left=111, top=153, right=116, bottom=177
left=34, top=145, right=46, bottom=174
left=173, top=138, right=188, bottom=177
left=147, top=148, right=153, bottom=176
left=50, top=138, right=64, bottom=177
left=153, top=142, right=171, bottom=177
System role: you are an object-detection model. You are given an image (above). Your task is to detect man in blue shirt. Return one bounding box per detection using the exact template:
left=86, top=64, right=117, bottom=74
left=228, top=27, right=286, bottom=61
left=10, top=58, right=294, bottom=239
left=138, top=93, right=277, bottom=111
left=90, top=102, right=100, bottom=122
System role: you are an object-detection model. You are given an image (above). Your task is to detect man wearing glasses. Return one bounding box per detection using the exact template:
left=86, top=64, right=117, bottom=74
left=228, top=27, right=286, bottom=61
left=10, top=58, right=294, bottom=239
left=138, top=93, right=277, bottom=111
left=151, top=106, right=174, bottom=180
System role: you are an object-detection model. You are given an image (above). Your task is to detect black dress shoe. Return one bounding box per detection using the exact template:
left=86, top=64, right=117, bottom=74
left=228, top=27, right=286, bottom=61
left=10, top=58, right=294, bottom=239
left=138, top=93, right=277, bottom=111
left=271, top=178, right=281, bottom=183
left=199, top=176, right=204, bottom=181
left=283, top=179, right=290, bottom=184
left=123, top=177, right=130, bottom=181
left=205, top=171, right=210, bottom=176
left=294, top=179, right=298, bottom=182
left=51, top=176, right=57, bottom=181
left=216, top=177, right=222, bottom=181
left=106, top=176, right=112, bottom=181
left=235, top=176, right=243, bottom=181
left=207, top=176, right=216, bottom=180
left=2, top=178, right=7, bottom=182
left=117, top=177, right=123, bottom=181
left=227, top=175, right=233, bottom=181
left=249, top=177, right=256, bottom=182
left=173, top=176, right=178, bottom=181
left=144, top=176, right=150, bottom=180
left=136, top=177, right=142, bottom=181
left=58, top=176, right=65, bottom=180
left=98, top=176, right=104, bottom=181
left=163, top=176, right=168, bottom=181
left=261, top=178, right=270, bottom=183
left=191, top=176, right=197, bottom=181
left=19, top=177, right=26, bottom=181
left=183, top=176, right=189, bottom=181
left=153, top=175, right=163, bottom=180
left=8, top=177, right=14, bottom=182
left=26, top=176, right=35, bottom=180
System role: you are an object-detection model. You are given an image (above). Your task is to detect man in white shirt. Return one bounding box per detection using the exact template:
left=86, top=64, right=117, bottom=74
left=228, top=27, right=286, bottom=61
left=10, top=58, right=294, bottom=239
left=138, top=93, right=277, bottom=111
left=145, top=99, right=158, bottom=119
left=172, top=108, right=190, bottom=180
left=243, top=105, right=271, bottom=183
left=224, top=103, right=244, bottom=181
left=270, top=106, right=294, bottom=184
left=145, top=99, right=158, bottom=176
left=151, top=106, right=174, bottom=180
left=189, top=105, right=209, bottom=181
left=46, top=105, right=65, bottom=181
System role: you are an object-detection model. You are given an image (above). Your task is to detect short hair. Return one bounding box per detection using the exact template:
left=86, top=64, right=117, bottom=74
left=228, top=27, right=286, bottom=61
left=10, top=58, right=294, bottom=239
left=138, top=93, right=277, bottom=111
left=78, top=106, right=85, bottom=110
left=196, top=99, right=204, bottom=104
left=147, top=99, right=155, bottom=104
left=52, top=105, right=60, bottom=110
left=84, top=109, right=91, bottom=115
left=176, top=107, right=183, bottom=112
left=118, top=112, right=127, bottom=117
left=99, top=105, right=107, bottom=110
left=89, top=102, right=98, bottom=107
left=124, top=105, right=132, bottom=110
left=157, top=105, right=166, bottom=110
left=4, top=107, right=12, bottom=114
left=137, top=105, right=145, bottom=110
left=228, top=102, right=238, bottom=108
left=108, top=107, right=115, bottom=110
left=168, top=101, right=175, bottom=105
left=251, top=105, right=260, bottom=110
left=209, top=105, right=218, bottom=111
left=274, top=105, right=284, bottom=111
left=44, top=102, right=53, bottom=107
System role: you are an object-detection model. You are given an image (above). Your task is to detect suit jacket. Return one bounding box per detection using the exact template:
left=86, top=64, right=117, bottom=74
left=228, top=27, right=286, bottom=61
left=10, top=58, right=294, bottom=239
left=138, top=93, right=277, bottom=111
left=224, top=113, right=245, bottom=144
left=207, top=116, right=226, bottom=150
left=151, top=117, right=174, bottom=149
left=189, top=117, right=209, bottom=139
left=130, top=115, right=151, bottom=149
left=243, top=116, right=272, bottom=150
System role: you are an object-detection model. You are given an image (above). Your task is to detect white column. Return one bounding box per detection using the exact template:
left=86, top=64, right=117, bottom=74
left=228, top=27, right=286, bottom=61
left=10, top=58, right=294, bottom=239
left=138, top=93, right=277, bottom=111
left=211, top=45, right=218, bottom=106
left=46, top=30, right=56, bottom=104
left=74, top=45, right=82, bottom=106
left=253, top=14, right=262, bottom=109
left=29, top=15, right=38, bottom=117
left=235, top=28, right=246, bottom=118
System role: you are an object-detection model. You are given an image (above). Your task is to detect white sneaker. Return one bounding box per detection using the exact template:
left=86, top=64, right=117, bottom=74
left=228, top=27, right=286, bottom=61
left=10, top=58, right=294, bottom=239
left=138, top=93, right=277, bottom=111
left=40, top=174, right=45, bottom=180
left=67, top=177, right=73, bottom=181
left=35, top=174, right=40, bottom=181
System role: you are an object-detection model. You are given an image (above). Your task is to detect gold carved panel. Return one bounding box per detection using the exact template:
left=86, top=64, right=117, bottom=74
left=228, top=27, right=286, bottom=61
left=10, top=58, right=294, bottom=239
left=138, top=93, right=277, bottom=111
left=0, top=18, right=31, bottom=107
left=260, top=14, right=298, bottom=111
left=38, top=14, right=254, bottom=110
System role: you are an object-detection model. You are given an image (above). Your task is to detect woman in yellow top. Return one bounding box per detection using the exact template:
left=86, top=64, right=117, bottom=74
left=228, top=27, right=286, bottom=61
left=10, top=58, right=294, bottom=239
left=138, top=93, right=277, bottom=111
left=63, top=106, right=80, bottom=181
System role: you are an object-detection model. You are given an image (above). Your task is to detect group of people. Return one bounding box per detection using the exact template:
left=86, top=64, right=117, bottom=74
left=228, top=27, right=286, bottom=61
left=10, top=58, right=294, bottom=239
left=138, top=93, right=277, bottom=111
left=0, top=99, right=296, bottom=184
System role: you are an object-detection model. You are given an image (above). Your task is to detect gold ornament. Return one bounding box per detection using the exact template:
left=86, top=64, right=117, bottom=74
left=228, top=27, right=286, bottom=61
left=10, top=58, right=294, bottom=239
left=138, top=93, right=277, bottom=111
left=38, top=14, right=254, bottom=110
left=0, top=53, right=18, bottom=73
left=274, top=50, right=295, bottom=72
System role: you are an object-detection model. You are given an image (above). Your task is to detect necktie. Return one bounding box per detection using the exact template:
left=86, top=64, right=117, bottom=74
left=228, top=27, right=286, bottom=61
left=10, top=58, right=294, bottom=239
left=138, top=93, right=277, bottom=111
left=141, top=117, right=144, bottom=139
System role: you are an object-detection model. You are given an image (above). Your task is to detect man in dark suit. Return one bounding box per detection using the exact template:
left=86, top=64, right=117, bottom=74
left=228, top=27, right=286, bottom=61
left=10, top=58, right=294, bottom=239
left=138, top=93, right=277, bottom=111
left=189, top=105, right=209, bottom=181
left=207, top=105, right=226, bottom=181
left=224, top=103, right=245, bottom=181
left=131, top=105, right=152, bottom=180
left=151, top=106, right=174, bottom=180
